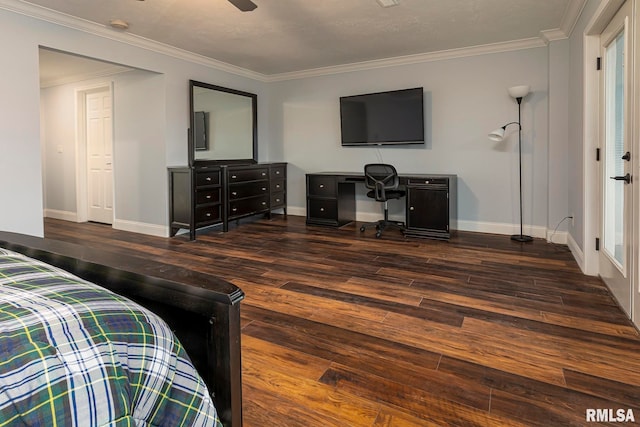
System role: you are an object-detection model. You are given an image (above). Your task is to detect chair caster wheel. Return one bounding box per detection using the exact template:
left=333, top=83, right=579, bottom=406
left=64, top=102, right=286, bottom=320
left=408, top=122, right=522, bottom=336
left=375, top=232, right=382, bottom=238
left=360, top=226, right=365, bottom=232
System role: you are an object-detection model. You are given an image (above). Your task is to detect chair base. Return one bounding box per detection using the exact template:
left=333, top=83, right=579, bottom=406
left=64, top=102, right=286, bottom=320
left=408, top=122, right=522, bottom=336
left=360, top=219, right=405, bottom=238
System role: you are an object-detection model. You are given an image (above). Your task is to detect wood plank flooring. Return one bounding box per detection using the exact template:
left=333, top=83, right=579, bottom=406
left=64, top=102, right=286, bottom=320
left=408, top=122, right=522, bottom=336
left=43, top=216, right=640, bottom=426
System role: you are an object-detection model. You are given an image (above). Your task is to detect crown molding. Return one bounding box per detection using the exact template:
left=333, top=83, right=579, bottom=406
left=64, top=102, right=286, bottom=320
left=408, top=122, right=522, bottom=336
left=265, top=37, right=547, bottom=82
left=560, top=0, right=588, bottom=37
left=267, top=0, right=587, bottom=82
left=540, top=0, right=587, bottom=43
left=1, top=0, right=588, bottom=83
left=0, top=0, right=267, bottom=81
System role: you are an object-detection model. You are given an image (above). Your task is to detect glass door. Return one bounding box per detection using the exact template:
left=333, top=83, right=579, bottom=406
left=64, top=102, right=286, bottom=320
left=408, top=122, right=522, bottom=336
left=599, top=1, right=633, bottom=316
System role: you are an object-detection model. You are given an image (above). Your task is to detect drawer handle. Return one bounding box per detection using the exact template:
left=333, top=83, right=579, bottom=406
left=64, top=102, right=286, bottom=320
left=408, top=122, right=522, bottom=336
left=206, top=195, right=212, bottom=199
left=262, top=201, right=267, bottom=206
left=262, top=172, right=266, bottom=176
left=319, top=184, right=324, bottom=188
left=276, top=184, right=281, bottom=189
left=206, top=177, right=212, bottom=181
left=262, top=187, right=267, bottom=191
left=276, top=198, right=281, bottom=203
left=231, top=175, right=237, bottom=179
left=206, top=213, right=211, bottom=217
left=275, top=170, right=280, bottom=174
left=232, top=192, right=237, bottom=196
left=232, top=208, right=237, bottom=212
left=320, top=208, right=324, bottom=212
left=425, top=180, right=430, bottom=184
left=410, top=206, right=415, bottom=211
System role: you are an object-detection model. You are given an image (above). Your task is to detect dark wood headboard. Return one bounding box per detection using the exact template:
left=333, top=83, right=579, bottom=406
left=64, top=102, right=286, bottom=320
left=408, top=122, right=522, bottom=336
left=0, top=231, right=244, bottom=427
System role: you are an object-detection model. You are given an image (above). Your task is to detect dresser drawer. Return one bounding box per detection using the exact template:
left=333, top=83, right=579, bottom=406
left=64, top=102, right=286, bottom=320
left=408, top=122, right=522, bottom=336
left=271, top=191, right=285, bottom=207
left=195, top=205, right=221, bottom=224
left=229, top=181, right=269, bottom=200
left=196, top=188, right=220, bottom=205
left=307, top=198, right=337, bottom=221
left=229, top=195, right=269, bottom=218
left=228, top=168, right=268, bottom=183
left=307, top=175, right=337, bottom=197
left=270, top=165, right=286, bottom=179
left=195, top=170, right=221, bottom=187
left=271, top=179, right=285, bottom=193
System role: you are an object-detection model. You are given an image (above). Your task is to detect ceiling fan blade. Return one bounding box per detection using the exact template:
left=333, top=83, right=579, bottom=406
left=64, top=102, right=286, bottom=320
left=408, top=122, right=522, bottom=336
left=228, top=0, right=257, bottom=12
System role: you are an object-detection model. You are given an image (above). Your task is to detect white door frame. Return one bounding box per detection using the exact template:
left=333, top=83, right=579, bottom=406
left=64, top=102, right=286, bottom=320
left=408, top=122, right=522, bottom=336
left=75, top=82, right=115, bottom=223
left=584, top=0, right=639, bottom=322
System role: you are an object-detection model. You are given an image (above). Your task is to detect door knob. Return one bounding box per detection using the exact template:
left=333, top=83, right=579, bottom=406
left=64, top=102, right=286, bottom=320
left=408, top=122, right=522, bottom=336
left=622, top=152, right=631, bottom=161
left=610, top=173, right=631, bottom=184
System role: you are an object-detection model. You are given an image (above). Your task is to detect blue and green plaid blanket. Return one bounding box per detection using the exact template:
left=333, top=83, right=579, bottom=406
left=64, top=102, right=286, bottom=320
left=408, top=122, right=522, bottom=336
left=0, top=248, right=223, bottom=427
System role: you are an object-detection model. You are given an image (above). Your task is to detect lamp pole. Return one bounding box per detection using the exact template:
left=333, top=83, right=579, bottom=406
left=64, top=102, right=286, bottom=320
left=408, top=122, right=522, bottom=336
left=512, top=96, right=532, bottom=242
left=488, top=85, right=532, bottom=242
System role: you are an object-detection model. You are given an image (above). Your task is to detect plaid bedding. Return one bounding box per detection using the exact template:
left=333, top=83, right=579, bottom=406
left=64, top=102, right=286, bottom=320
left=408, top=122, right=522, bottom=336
left=0, top=247, right=223, bottom=427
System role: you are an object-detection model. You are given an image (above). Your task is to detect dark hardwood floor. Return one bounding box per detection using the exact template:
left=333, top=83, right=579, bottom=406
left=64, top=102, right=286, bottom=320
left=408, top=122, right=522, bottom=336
left=44, top=216, right=640, bottom=426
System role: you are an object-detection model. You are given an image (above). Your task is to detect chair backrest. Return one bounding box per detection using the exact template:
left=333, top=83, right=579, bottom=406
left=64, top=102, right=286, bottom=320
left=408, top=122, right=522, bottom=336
left=364, top=163, right=400, bottom=201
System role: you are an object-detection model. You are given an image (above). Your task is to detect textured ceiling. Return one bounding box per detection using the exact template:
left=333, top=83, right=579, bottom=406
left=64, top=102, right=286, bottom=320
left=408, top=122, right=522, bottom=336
left=19, top=0, right=581, bottom=77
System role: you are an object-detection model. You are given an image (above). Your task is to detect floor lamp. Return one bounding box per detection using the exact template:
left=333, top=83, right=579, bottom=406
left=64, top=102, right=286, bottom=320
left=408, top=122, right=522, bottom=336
left=488, top=85, right=533, bottom=243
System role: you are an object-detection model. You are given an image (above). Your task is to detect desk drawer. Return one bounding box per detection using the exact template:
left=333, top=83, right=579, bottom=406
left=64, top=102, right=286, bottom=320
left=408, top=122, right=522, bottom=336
left=229, top=181, right=269, bottom=200
left=406, top=177, right=448, bottom=188
left=307, top=198, right=337, bottom=221
left=307, top=175, right=337, bottom=197
left=228, top=168, right=268, bottom=183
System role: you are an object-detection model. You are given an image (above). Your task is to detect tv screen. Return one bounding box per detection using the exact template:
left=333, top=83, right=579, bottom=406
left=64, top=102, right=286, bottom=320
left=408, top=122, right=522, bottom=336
left=340, top=87, right=424, bottom=146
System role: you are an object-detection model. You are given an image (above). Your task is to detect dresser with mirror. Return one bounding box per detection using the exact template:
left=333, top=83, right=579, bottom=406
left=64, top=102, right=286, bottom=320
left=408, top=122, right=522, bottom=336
left=169, top=80, right=286, bottom=240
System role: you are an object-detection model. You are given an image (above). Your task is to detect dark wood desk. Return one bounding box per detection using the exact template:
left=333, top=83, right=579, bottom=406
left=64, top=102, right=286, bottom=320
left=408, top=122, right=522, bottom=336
left=305, top=172, right=457, bottom=239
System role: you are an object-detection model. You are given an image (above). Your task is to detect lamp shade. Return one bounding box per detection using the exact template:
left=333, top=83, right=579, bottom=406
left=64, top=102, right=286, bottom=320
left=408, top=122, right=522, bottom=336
left=508, top=85, right=530, bottom=99
left=488, top=127, right=505, bottom=141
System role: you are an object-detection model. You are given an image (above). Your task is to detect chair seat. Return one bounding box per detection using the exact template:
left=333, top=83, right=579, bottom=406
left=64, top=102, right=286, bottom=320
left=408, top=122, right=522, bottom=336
left=366, top=189, right=406, bottom=200
left=361, top=163, right=405, bottom=238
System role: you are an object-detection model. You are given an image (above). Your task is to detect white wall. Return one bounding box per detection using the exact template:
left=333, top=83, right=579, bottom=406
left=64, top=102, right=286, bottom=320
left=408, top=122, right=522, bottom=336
left=0, top=10, right=44, bottom=236
left=270, top=48, right=557, bottom=235
left=0, top=6, right=268, bottom=237
left=1, top=4, right=585, bottom=242
left=113, top=71, right=167, bottom=229
left=548, top=39, right=571, bottom=242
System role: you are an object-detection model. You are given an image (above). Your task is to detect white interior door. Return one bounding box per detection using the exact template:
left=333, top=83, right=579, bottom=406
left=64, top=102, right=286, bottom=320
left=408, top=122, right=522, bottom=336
left=599, top=0, right=634, bottom=317
left=86, top=89, right=114, bottom=224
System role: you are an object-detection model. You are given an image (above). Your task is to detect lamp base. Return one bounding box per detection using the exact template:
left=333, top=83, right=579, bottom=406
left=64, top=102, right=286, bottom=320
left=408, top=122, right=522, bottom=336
left=511, top=234, right=533, bottom=243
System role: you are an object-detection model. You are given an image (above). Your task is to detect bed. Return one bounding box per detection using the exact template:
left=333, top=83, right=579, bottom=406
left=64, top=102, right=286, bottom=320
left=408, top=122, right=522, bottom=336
left=0, top=231, right=244, bottom=427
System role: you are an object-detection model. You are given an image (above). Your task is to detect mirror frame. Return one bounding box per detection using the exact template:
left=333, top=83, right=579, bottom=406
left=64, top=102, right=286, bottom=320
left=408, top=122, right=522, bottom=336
left=189, top=80, right=258, bottom=165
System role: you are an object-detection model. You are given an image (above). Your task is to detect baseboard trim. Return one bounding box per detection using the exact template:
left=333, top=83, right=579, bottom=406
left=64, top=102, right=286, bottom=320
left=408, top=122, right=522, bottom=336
left=455, top=219, right=548, bottom=239
left=113, top=219, right=169, bottom=238
left=566, top=232, right=589, bottom=274
left=44, top=209, right=78, bottom=222
left=289, top=208, right=566, bottom=242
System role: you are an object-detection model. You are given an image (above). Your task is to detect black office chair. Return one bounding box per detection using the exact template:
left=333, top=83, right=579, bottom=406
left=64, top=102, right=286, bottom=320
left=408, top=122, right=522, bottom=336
left=359, top=163, right=406, bottom=238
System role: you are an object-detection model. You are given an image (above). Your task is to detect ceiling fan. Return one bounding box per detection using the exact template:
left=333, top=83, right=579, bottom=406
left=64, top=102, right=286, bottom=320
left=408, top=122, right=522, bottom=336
left=228, top=0, right=257, bottom=12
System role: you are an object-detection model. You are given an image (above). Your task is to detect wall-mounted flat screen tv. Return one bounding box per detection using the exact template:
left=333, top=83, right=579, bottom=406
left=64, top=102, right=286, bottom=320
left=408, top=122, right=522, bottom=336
left=340, top=87, right=424, bottom=146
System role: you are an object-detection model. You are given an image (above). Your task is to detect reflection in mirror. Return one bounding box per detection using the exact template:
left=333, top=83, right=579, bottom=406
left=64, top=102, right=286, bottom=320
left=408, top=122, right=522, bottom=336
left=190, top=80, right=257, bottom=163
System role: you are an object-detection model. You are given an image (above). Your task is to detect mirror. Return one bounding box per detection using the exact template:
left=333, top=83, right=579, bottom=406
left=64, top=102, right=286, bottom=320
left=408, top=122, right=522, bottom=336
left=189, top=80, right=257, bottom=164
